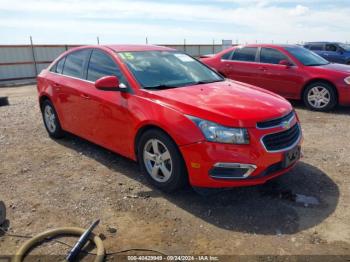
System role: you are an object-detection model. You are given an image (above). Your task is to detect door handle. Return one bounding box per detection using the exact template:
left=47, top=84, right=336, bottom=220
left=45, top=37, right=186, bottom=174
left=258, top=67, right=268, bottom=71
left=80, top=93, right=90, bottom=99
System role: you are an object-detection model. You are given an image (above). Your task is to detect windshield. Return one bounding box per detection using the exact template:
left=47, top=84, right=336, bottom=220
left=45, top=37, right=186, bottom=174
left=338, top=43, right=350, bottom=52
left=118, top=51, right=224, bottom=89
left=285, top=46, right=330, bottom=66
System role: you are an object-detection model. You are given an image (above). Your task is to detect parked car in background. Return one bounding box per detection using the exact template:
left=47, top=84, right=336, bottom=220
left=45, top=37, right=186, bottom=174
left=303, top=42, right=350, bottom=65
left=201, top=44, right=350, bottom=111
left=37, top=45, right=302, bottom=192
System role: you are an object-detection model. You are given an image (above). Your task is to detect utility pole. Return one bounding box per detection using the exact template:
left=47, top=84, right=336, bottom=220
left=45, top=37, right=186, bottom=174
left=29, top=36, right=38, bottom=76
left=146, top=37, right=148, bottom=44
left=97, top=36, right=100, bottom=45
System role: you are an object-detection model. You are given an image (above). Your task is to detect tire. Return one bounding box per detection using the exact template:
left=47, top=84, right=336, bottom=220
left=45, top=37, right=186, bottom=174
left=303, top=82, right=337, bottom=111
left=137, top=129, right=188, bottom=193
left=41, top=100, right=65, bottom=138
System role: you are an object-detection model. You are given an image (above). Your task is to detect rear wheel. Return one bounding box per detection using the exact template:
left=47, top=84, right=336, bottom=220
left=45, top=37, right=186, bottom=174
left=41, top=100, right=65, bottom=138
left=303, top=82, right=337, bottom=111
left=137, top=129, right=188, bottom=193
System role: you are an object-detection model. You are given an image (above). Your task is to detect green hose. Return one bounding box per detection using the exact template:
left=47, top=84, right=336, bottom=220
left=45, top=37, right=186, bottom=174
left=12, top=227, right=105, bottom=262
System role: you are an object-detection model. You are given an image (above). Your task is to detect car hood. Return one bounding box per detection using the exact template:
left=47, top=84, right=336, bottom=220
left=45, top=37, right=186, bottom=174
left=143, top=80, right=293, bottom=127
left=316, top=63, right=350, bottom=74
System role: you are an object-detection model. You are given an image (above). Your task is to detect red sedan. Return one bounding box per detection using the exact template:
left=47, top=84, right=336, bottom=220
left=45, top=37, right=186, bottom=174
left=37, top=45, right=302, bottom=192
left=201, top=44, right=350, bottom=111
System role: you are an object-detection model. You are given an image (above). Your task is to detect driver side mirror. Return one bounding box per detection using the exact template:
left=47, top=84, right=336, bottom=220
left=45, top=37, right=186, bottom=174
left=279, top=60, right=292, bottom=67
left=95, top=76, right=127, bottom=91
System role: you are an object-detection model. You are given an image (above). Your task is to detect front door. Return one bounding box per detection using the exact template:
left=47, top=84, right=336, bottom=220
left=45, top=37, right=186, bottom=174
left=83, top=49, right=133, bottom=157
left=255, top=47, right=302, bottom=98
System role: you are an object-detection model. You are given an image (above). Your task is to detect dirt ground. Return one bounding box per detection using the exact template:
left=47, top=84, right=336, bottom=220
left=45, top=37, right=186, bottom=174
left=0, top=85, right=350, bottom=260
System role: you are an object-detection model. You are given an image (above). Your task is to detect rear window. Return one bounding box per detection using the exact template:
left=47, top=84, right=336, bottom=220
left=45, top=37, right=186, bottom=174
left=62, top=49, right=91, bottom=79
left=231, top=47, right=257, bottom=62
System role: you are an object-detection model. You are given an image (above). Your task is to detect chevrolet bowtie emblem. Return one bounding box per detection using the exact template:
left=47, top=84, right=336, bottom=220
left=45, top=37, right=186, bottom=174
left=281, top=121, right=290, bottom=129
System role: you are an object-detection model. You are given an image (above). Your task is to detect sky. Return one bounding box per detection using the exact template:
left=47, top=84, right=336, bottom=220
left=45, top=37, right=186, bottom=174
left=0, top=0, right=349, bottom=45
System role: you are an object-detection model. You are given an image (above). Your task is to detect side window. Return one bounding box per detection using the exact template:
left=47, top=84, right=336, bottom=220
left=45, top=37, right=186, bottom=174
left=87, top=50, right=123, bottom=82
left=56, top=57, right=65, bottom=74
left=309, top=44, right=323, bottom=51
left=325, top=44, right=337, bottom=52
left=50, top=57, right=65, bottom=74
left=260, top=48, right=290, bottom=65
left=62, top=49, right=91, bottom=79
left=221, top=50, right=233, bottom=60
left=231, top=47, right=257, bottom=62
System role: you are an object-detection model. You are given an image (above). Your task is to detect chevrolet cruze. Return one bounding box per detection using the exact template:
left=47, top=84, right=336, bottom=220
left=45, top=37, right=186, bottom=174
left=37, top=45, right=302, bottom=192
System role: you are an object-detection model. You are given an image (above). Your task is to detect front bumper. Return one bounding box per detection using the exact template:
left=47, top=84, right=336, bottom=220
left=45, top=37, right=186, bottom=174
left=179, top=121, right=302, bottom=188
left=337, top=82, right=350, bottom=106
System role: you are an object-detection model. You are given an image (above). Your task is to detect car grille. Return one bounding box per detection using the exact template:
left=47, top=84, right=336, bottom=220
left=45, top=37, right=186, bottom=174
left=257, top=111, right=295, bottom=129
left=262, top=123, right=300, bottom=151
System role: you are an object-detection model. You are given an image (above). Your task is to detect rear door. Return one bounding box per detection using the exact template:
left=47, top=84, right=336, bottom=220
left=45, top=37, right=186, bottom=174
left=56, top=49, right=93, bottom=138
left=218, top=47, right=261, bottom=86
left=255, top=47, right=302, bottom=98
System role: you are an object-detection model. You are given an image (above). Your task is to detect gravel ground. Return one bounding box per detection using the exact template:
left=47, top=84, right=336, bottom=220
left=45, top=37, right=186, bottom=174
left=0, top=85, right=350, bottom=259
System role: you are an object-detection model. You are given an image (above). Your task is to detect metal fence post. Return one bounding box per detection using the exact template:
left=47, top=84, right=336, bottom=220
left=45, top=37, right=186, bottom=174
left=29, top=36, right=38, bottom=76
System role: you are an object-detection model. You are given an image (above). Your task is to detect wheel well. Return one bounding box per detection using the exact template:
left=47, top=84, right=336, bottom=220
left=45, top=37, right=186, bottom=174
left=301, top=79, right=338, bottom=101
left=134, top=125, right=176, bottom=160
left=39, top=95, right=50, bottom=110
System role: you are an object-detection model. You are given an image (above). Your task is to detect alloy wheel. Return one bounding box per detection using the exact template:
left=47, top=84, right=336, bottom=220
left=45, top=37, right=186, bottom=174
left=307, top=86, right=331, bottom=109
left=44, top=105, right=57, bottom=133
left=143, top=139, right=173, bottom=183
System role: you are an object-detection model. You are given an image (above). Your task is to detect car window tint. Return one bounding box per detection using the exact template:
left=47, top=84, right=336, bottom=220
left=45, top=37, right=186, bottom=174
left=55, top=57, right=65, bottom=74
left=231, top=47, right=257, bottom=62
left=87, top=50, right=122, bottom=82
left=221, top=50, right=233, bottom=60
left=260, top=48, right=289, bottom=64
left=325, top=44, right=337, bottom=52
left=309, top=44, right=323, bottom=51
left=62, top=49, right=91, bottom=79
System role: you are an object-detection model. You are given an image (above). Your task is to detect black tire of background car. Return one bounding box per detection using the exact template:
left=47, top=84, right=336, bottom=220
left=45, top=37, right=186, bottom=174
left=137, top=129, right=188, bottom=193
left=41, top=100, right=65, bottom=139
left=303, top=81, right=337, bottom=112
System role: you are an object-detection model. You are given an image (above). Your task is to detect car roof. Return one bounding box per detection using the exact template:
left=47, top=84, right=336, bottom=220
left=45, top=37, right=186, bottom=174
left=305, top=42, right=339, bottom=44
left=236, top=44, right=300, bottom=49
left=103, top=44, right=175, bottom=52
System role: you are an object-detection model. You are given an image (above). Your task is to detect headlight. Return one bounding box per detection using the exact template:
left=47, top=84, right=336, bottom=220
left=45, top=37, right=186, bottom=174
left=187, top=116, right=249, bottom=144
left=345, top=76, right=350, bottom=85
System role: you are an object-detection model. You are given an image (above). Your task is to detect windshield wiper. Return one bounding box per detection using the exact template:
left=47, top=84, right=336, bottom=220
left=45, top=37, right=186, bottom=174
left=191, top=79, right=224, bottom=85
left=306, top=62, right=330, bottom=66
left=144, top=84, right=179, bottom=90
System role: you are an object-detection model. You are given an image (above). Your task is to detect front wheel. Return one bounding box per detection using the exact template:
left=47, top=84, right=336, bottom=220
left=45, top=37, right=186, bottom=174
left=41, top=100, right=65, bottom=138
left=303, top=82, right=337, bottom=111
left=137, top=129, right=188, bottom=193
